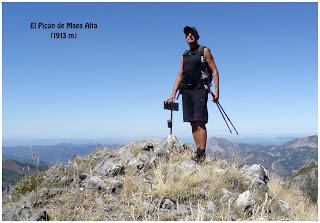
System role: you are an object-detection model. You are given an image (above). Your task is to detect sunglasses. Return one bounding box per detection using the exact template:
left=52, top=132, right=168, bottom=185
left=185, top=31, right=198, bottom=38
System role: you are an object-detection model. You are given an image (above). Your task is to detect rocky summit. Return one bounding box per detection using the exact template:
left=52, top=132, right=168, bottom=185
left=2, top=135, right=318, bottom=221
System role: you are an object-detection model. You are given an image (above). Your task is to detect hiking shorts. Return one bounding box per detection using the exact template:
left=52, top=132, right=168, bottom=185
left=182, top=87, right=208, bottom=124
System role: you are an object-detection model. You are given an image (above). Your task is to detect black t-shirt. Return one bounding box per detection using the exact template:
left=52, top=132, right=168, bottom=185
left=182, top=45, right=202, bottom=85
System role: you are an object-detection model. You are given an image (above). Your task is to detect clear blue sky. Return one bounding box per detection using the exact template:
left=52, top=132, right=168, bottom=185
left=2, top=2, right=318, bottom=140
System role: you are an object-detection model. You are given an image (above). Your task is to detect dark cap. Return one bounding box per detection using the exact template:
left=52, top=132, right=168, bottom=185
left=183, top=26, right=200, bottom=39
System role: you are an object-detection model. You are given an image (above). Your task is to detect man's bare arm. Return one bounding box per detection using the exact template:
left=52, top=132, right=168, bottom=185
left=167, top=57, right=183, bottom=101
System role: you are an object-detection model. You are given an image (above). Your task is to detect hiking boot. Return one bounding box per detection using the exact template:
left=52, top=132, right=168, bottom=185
left=192, top=152, right=206, bottom=164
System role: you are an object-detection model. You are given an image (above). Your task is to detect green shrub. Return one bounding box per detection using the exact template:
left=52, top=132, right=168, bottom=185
left=13, top=173, right=43, bottom=196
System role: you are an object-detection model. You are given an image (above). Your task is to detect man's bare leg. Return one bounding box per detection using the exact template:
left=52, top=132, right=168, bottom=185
left=191, top=121, right=207, bottom=150
left=191, top=121, right=199, bottom=148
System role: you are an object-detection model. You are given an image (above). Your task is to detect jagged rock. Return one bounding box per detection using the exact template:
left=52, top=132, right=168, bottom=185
left=143, top=199, right=156, bottom=214
left=21, top=208, right=32, bottom=218
left=95, top=197, right=104, bottom=205
left=118, top=144, right=135, bottom=164
left=176, top=203, right=190, bottom=216
left=244, top=204, right=254, bottom=217
left=29, top=209, right=49, bottom=221
left=39, top=188, right=63, bottom=198
left=157, top=209, right=177, bottom=220
left=107, top=164, right=125, bottom=177
left=207, top=201, right=217, bottom=214
left=2, top=206, right=32, bottom=221
left=2, top=207, right=18, bottom=221
left=141, top=174, right=155, bottom=186
left=79, top=173, right=90, bottom=181
left=152, top=198, right=160, bottom=206
left=249, top=178, right=268, bottom=193
left=277, top=199, right=290, bottom=212
left=42, top=163, right=77, bottom=186
left=43, top=175, right=72, bottom=188
left=154, top=135, right=184, bottom=159
left=81, top=176, right=105, bottom=189
left=154, top=146, right=170, bottom=159
left=228, top=179, right=239, bottom=190
left=175, top=160, right=198, bottom=176
left=162, top=135, right=183, bottom=149
left=129, top=153, right=151, bottom=170
left=160, top=198, right=175, bottom=210
left=164, top=160, right=198, bottom=183
left=220, top=189, right=231, bottom=203
left=162, top=199, right=175, bottom=210
left=80, top=175, right=123, bottom=194
left=240, top=164, right=269, bottom=184
left=20, top=192, right=37, bottom=207
left=149, top=155, right=158, bottom=166
left=219, top=188, right=238, bottom=204
left=235, top=190, right=255, bottom=207
left=199, top=183, right=210, bottom=198
left=143, top=142, right=154, bottom=151
left=104, top=178, right=123, bottom=194
left=94, top=156, right=124, bottom=176
left=60, top=176, right=73, bottom=186
left=227, top=211, right=237, bottom=221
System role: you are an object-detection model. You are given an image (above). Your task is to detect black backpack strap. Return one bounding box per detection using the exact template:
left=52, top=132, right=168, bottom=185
left=199, top=45, right=213, bottom=91
left=199, top=45, right=205, bottom=56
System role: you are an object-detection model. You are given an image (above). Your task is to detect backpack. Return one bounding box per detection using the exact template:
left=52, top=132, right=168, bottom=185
left=181, top=45, right=213, bottom=89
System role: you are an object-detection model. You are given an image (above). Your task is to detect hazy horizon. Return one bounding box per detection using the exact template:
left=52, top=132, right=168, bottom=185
left=3, top=131, right=317, bottom=147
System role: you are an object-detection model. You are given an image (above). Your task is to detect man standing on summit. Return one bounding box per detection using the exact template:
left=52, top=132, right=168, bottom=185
left=167, top=26, right=220, bottom=163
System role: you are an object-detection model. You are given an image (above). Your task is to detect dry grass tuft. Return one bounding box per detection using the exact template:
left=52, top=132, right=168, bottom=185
left=265, top=173, right=318, bottom=221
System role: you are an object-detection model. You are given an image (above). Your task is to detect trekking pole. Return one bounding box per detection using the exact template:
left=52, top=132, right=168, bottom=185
left=215, top=101, right=232, bottom=134
left=205, top=83, right=239, bottom=135
left=216, top=102, right=239, bottom=135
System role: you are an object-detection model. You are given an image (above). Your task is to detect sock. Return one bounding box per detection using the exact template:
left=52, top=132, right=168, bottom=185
left=197, top=148, right=206, bottom=157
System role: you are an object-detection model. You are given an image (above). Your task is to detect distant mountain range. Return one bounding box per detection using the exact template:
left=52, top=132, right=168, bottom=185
left=230, top=136, right=297, bottom=145
left=206, top=135, right=318, bottom=177
left=2, top=159, right=48, bottom=194
left=2, top=143, right=122, bottom=164
left=282, top=135, right=317, bottom=149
